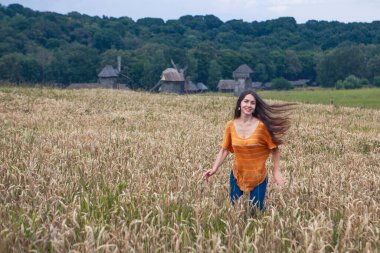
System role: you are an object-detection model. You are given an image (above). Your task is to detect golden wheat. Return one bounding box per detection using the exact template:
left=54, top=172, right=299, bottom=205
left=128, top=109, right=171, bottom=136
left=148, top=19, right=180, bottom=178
left=0, top=87, right=379, bottom=252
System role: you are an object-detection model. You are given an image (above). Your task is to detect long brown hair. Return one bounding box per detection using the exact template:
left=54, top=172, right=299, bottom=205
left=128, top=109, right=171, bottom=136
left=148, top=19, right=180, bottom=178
left=234, top=90, right=294, bottom=146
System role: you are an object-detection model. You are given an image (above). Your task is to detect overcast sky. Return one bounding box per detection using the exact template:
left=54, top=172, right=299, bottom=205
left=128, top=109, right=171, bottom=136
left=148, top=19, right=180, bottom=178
left=1, top=0, right=379, bottom=23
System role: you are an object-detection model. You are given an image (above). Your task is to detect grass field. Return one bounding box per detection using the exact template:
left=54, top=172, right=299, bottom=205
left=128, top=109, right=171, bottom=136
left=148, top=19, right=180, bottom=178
left=257, top=88, right=380, bottom=109
left=0, top=87, right=379, bottom=252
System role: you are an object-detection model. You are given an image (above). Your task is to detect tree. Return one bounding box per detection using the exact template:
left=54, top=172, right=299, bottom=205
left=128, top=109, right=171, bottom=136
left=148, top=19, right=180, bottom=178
left=254, top=63, right=269, bottom=82
left=367, top=54, right=380, bottom=81
left=140, top=49, right=167, bottom=90
left=163, top=48, right=188, bottom=69
left=204, top=15, right=223, bottom=29
left=9, top=13, right=29, bottom=30
left=179, top=15, right=207, bottom=31
left=207, top=60, right=222, bottom=91
left=27, top=17, right=65, bottom=45
left=298, top=52, right=317, bottom=80
left=0, top=53, right=42, bottom=83
left=266, top=17, right=297, bottom=33
left=223, top=19, right=254, bottom=35
left=3, top=3, right=380, bottom=88
left=271, top=77, right=293, bottom=90
left=20, top=57, right=43, bottom=83
left=195, top=53, right=209, bottom=84
left=316, top=45, right=367, bottom=87
left=373, top=76, right=380, bottom=87
left=284, top=50, right=302, bottom=80
left=0, top=53, right=25, bottom=83
left=335, top=75, right=364, bottom=89
left=93, top=29, right=125, bottom=51
left=217, top=49, right=242, bottom=78
left=128, top=60, right=144, bottom=89
left=269, top=50, right=286, bottom=78
left=5, top=3, right=34, bottom=17
left=192, top=43, right=216, bottom=84
left=45, top=44, right=99, bottom=85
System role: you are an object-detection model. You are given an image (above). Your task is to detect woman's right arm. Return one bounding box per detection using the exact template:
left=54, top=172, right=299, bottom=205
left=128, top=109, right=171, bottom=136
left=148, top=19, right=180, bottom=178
left=203, top=148, right=229, bottom=182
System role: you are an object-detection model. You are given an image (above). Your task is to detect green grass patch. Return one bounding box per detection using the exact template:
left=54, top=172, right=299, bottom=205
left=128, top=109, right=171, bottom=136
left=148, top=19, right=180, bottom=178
left=257, top=88, right=380, bottom=109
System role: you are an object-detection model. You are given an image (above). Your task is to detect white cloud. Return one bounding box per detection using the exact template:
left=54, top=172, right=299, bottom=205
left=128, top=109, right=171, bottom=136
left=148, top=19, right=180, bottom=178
left=268, top=5, right=289, bottom=14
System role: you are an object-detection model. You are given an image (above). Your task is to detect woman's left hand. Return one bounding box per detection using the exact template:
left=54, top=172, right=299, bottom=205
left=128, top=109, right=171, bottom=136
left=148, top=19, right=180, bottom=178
left=273, top=171, right=286, bottom=186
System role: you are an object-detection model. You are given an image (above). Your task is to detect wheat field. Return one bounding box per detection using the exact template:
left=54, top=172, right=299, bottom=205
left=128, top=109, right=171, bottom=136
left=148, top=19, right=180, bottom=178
left=0, top=87, right=379, bottom=252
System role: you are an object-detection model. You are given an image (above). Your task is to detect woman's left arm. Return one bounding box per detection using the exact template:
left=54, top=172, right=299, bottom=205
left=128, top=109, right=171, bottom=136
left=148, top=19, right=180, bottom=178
left=272, top=147, right=285, bottom=186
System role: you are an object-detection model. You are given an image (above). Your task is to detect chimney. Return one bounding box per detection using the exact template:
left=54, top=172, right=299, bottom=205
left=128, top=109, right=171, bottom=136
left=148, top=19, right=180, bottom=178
left=117, top=56, right=121, bottom=73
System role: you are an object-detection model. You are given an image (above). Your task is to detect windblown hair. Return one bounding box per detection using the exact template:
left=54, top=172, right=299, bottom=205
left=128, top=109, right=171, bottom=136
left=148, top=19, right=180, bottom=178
left=234, top=90, right=294, bottom=146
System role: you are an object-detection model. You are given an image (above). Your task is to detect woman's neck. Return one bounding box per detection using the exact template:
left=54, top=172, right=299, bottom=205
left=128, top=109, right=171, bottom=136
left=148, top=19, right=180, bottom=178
left=239, top=114, right=253, bottom=123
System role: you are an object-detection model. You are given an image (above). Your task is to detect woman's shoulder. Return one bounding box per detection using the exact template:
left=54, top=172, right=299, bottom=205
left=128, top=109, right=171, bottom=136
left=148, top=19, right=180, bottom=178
left=224, top=120, right=235, bottom=130
left=257, top=120, right=272, bottom=137
left=256, top=119, right=268, bottom=132
left=258, top=119, right=265, bottom=128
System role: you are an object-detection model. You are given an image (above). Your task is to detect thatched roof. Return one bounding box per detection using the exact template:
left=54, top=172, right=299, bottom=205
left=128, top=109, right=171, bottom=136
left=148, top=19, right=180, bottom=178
left=218, top=80, right=238, bottom=89
left=263, top=82, right=272, bottom=88
left=161, top=68, right=185, bottom=82
left=252, top=82, right=263, bottom=89
left=233, top=64, right=253, bottom=79
left=98, top=65, right=119, bottom=78
left=289, top=79, right=310, bottom=86
left=197, top=82, right=209, bottom=91
left=185, top=80, right=199, bottom=92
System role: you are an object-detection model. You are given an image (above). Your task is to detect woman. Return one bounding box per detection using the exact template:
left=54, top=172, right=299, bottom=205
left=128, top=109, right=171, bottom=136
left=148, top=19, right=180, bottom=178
left=203, top=90, right=292, bottom=210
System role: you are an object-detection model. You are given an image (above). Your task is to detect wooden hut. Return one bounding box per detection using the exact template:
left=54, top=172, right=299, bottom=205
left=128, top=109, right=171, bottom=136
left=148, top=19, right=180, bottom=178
left=252, top=82, right=263, bottom=89
left=263, top=82, right=272, bottom=89
left=98, top=65, right=119, bottom=88
left=233, top=64, right=254, bottom=96
left=197, top=82, right=209, bottom=92
left=184, top=78, right=199, bottom=93
left=158, top=68, right=185, bottom=93
left=289, top=79, right=310, bottom=88
left=218, top=80, right=238, bottom=93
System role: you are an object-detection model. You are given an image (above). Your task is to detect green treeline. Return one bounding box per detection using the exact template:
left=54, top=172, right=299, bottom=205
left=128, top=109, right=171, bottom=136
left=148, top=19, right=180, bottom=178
left=1, top=3, right=380, bottom=90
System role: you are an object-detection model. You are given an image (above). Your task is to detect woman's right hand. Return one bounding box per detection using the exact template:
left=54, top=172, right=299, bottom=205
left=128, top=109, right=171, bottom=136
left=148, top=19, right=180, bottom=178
left=203, top=169, right=216, bottom=182
left=204, top=148, right=228, bottom=182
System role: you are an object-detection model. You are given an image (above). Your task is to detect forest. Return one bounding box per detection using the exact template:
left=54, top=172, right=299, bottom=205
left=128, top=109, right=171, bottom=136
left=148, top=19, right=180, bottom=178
left=1, top=3, right=380, bottom=90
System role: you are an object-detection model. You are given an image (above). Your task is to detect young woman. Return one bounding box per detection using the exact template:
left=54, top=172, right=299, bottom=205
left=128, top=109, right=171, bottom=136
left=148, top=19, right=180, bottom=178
left=203, top=90, right=292, bottom=210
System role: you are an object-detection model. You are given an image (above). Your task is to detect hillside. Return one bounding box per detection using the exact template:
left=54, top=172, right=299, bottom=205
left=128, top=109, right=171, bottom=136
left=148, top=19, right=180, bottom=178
left=1, top=4, right=380, bottom=89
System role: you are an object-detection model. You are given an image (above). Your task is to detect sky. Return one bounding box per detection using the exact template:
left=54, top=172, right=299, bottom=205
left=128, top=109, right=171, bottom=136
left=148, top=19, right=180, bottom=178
left=0, top=0, right=379, bottom=23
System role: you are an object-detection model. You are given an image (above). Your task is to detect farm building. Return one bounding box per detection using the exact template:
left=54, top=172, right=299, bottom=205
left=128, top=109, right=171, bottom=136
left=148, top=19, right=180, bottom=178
left=218, top=80, right=239, bottom=93
left=251, top=81, right=273, bottom=90
left=67, top=65, right=125, bottom=89
left=197, top=82, right=209, bottom=92
left=67, top=57, right=128, bottom=90
left=158, top=68, right=186, bottom=93
left=252, top=82, right=263, bottom=89
left=289, top=79, right=311, bottom=87
left=184, top=78, right=200, bottom=93
left=154, top=64, right=209, bottom=94
left=263, top=82, right=272, bottom=89
left=217, top=64, right=255, bottom=95
left=98, top=65, right=120, bottom=88
left=233, top=64, right=254, bottom=96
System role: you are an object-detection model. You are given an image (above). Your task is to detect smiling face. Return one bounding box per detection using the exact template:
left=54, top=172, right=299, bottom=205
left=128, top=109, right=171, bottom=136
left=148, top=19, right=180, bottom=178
left=240, top=94, right=256, bottom=116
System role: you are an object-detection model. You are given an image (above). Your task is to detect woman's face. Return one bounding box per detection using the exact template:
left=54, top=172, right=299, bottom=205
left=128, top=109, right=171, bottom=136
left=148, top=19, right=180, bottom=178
left=240, top=94, right=256, bottom=116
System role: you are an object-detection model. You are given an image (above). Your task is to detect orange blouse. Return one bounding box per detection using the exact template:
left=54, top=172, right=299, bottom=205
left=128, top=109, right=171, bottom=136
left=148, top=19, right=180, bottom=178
left=221, top=120, right=277, bottom=191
